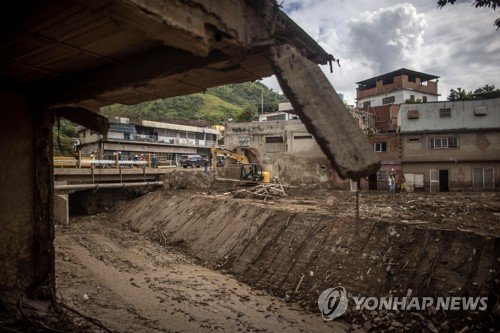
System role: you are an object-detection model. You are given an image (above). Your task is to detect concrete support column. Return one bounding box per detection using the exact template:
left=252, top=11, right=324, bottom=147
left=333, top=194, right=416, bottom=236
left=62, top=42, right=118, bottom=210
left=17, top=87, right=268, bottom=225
left=34, top=105, right=55, bottom=297
left=0, top=90, right=54, bottom=298
left=54, top=194, right=69, bottom=226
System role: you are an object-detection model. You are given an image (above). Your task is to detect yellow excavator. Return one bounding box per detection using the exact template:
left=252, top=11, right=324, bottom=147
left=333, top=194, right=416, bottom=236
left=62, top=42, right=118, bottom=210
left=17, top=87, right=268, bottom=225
left=210, top=146, right=264, bottom=182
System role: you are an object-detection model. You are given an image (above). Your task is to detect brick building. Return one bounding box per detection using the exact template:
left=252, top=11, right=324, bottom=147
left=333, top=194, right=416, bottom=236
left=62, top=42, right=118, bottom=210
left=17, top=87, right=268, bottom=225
left=356, top=68, right=439, bottom=108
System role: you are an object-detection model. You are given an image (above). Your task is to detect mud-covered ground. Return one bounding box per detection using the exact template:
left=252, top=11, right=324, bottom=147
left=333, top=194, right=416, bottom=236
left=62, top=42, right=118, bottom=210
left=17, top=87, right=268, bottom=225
left=55, top=213, right=346, bottom=333
left=269, top=189, right=500, bottom=236
left=55, top=171, right=499, bottom=332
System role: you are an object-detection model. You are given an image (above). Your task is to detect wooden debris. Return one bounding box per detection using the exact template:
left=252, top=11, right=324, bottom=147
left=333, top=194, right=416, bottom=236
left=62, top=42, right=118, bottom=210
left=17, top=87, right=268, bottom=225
left=294, top=274, right=305, bottom=293
left=231, top=184, right=286, bottom=200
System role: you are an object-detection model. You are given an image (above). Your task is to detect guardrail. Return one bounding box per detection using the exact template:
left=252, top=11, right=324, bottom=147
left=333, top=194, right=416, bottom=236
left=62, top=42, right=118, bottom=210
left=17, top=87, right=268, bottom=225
left=54, top=156, right=171, bottom=169
left=111, top=133, right=217, bottom=147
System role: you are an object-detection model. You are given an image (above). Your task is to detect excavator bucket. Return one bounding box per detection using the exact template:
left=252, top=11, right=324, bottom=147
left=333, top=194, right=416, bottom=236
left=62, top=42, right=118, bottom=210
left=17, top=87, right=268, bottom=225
left=269, top=44, right=380, bottom=180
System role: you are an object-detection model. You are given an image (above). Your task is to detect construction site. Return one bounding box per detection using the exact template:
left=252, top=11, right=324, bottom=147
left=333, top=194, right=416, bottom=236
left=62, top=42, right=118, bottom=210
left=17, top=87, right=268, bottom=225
left=0, top=0, right=499, bottom=332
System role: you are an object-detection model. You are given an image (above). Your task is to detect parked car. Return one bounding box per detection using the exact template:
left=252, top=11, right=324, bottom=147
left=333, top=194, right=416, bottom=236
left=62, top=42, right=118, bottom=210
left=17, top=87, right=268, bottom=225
left=179, top=155, right=204, bottom=168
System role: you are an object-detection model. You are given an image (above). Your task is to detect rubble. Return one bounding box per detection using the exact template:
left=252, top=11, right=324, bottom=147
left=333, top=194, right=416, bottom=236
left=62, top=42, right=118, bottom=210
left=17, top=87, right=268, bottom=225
left=161, top=169, right=212, bottom=190
left=231, top=183, right=286, bottom=200
left=54, top=183, right=500, bottom=332
left=120, top=187, right=499, bottom=331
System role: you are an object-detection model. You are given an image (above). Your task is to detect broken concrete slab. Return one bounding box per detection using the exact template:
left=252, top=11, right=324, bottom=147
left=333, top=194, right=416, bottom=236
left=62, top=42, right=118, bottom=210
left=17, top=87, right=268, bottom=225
left=269, top=44, right=380, bottom=179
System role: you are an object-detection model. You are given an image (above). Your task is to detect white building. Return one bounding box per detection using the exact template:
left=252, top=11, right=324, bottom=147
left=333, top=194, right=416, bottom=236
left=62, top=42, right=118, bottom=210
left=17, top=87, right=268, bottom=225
left=356, top=68, right=440, bottom=108
left=258, top=102, right=300, bottom=122
left=76, top=116, right=220, bottom=165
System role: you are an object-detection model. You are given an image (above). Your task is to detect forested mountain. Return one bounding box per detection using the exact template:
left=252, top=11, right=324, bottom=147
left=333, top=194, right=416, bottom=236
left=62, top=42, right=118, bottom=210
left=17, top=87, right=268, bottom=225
left=101, top=81, right=287, bottom=124
left=54, top=81, right=287, bottom=155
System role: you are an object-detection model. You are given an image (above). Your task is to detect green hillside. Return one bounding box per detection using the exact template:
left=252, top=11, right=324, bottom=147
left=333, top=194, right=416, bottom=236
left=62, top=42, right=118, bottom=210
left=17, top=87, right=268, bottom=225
left=100, top=81, right=287, bottom=125
left=54, top=81, right=287, bottom=155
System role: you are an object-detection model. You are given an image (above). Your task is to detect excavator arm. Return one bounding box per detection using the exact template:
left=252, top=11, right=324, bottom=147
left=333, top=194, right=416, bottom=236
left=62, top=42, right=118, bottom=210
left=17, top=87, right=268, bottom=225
left=211, top=147, right=250, bottom=165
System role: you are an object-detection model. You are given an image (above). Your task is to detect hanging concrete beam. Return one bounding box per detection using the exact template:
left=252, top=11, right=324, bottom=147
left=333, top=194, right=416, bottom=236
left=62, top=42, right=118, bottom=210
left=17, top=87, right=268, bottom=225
left=54, top=107, right=109, bottom=137
left=269, top=44, right=380, bottom=180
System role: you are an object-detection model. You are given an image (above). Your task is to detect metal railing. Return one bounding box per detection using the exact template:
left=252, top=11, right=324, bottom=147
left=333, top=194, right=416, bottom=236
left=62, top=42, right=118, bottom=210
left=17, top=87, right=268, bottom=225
left=114, top=133, right=217, bottom=147
left=54, top=156, right=176, bottom=169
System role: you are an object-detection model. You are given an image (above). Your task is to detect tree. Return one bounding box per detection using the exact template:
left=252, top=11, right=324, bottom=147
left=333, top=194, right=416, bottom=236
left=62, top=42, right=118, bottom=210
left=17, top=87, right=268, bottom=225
left=447, top=87, right=473, bottom=101
left=235, top=105, right=258, bottom=122
left=437, top=0, right=500, bottom=30
left=53, top=119, right=77, bottom=156
left=447, top=84, right=499, bottom=101
left=473, top=84, right=497, bottom=94
left=404, top=98, right=422, bottom=104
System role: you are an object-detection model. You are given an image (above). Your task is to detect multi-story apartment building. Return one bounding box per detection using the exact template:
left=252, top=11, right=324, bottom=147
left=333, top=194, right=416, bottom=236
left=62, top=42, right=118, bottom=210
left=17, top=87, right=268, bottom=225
left=76, top=116, right=219, bottom=165
left=398, top=97, right=500, bottom=191
left=356, top=68, right=439, bottom=108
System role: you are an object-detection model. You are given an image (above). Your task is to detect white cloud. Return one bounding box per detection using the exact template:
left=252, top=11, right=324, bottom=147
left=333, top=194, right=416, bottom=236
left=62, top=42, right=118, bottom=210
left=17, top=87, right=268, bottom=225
left=348, top=3, right=427, bottom=73
left=260, top=0, right=500, bottom=105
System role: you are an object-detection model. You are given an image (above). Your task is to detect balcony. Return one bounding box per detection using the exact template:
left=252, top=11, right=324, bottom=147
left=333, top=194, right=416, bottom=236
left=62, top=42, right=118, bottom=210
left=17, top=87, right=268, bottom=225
left=357, top=75, right=438, bottom=100
left=107, top=132, right=217, bottom=148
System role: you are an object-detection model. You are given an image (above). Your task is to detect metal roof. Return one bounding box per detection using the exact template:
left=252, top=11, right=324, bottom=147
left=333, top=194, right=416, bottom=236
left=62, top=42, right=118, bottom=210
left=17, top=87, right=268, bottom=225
left=356, top=68, right=439, bottom=86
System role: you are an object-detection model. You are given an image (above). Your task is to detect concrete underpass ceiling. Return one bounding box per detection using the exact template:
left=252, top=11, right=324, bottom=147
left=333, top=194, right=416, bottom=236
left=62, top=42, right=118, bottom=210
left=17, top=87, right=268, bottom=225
left=0, top=0, right=331, bottom=111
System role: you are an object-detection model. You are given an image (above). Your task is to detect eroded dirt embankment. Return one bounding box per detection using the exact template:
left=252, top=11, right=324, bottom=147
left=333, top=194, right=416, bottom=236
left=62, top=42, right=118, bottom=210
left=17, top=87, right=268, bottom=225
left=121, top=191, right=500, bottom=310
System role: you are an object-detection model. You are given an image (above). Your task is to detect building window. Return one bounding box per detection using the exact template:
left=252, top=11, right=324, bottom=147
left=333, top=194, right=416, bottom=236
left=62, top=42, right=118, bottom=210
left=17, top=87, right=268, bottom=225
left=265, top=136, right=284, bottom=143
left=439, top=108, right=451, bottom=118
left=237, top=137, right=251, bottom=146
left=474, top=106, right=487, bottom=116
left=374, top=142, right=387, bottom=152
left=267, top=114, right=287, bottom=121
left=382, top=96, right=395, bottom=105
left=430, top=137, right=458, bottom=149
left=363, top=101, right=371, bottom=108
left=410, top=94, right=415, bottom=102
left=294, top=135, right=313, bottom=140
left=422, top=96, right=427, bottom=102
left=408, top=137, right=421, bottom=143
left=473, top=168, right=495, bottom=190
left=407, top=110, right=419, bottom=119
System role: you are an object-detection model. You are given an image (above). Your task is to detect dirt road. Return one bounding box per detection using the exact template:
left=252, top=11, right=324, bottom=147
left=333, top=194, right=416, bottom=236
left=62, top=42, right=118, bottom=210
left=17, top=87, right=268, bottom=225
left=56, top=214, right=346, bottom=333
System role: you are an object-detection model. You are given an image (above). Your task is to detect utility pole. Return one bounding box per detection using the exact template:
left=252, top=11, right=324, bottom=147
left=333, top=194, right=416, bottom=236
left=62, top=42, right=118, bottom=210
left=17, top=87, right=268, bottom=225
left=261, top=89, right=264, bottom=114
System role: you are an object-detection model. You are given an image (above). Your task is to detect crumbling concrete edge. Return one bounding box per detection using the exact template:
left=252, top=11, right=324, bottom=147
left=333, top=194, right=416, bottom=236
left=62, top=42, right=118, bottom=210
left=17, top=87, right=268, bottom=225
left=269, top=44, right=380, bottom=179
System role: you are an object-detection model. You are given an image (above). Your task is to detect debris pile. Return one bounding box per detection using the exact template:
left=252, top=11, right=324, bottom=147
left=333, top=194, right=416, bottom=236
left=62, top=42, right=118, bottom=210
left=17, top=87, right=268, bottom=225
left=161, top=170, right=212, bottom=190
left=231, top=183, right=286, bottom=200
left=344, top=306, right=483, bottom=333
left=0, top=290, right=111, bottom=333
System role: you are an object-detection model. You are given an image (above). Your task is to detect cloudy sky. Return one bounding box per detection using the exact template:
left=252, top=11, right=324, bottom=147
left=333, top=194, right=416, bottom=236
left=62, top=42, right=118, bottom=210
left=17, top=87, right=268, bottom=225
left=261, top=0, right=499, bottom=105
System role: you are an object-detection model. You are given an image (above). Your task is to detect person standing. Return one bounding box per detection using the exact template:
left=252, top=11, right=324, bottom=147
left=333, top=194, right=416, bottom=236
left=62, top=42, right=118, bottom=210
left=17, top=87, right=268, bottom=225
left=388, top=174, right=394, bottom=193
left=203, top=157, right=209, bottom=173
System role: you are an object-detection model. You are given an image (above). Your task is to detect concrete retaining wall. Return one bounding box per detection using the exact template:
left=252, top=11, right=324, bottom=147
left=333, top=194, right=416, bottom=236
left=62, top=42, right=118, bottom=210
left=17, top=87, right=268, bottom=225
left=121, top=192, right=499, bottom=307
